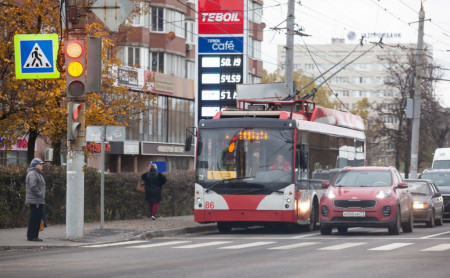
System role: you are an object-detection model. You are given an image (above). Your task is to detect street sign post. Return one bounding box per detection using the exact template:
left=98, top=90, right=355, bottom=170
left=91, top=0, right=133, bottom=32
left=14, top=34, right=60, bottom=79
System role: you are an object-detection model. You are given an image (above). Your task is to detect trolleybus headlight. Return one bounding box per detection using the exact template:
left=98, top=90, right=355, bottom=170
left=286, top=198, right=291, bottom=203
left=299, top=200, right=310, bottom=213
left=197, top=197, right=202, bottom=203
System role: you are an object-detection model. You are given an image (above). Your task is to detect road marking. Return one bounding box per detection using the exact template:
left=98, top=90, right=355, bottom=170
left=420, top=230, right=450, bottom=239
left=84, top=240, right=148, bottom=248
left=173, top=241, right=232, bottom=249
left=291, top=233, right=320, bottom=239
left=127, top=240, right=191, bottom=248
left=318, top=242, right=366, bottom=251
left=269, top=242, right=319, bottom=250
left=421, top=244, right=450, bottom=252
left=219, top=241, right=276, bottom=249
left=369, top=243, right=413, bottom=251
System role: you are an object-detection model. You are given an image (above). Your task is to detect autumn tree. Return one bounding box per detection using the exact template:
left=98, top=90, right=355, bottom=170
left=0, top=0, right=65, bottom=164
left=1, top=1, right=152, bottom=165
left=370, top=46, right=445, bottom=174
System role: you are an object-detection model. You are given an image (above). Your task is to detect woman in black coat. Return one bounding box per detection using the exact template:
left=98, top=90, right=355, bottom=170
left=141, top=163, right=167, bottom=220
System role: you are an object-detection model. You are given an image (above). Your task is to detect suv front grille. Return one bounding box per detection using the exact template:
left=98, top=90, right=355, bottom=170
left=443, top=195, right=450, bottom=211
left=334, top=199, right=377, bottom=209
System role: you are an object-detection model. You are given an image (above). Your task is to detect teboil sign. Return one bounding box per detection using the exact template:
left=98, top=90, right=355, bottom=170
left=198, top=0, right=243, bottom=34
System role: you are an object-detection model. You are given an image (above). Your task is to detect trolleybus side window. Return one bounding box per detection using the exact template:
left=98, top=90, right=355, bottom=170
left=296, top=130, right=309, bottom=182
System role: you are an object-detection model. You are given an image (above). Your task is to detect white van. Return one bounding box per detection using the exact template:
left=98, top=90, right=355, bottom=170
left=432, top=148, right=450, bottom=169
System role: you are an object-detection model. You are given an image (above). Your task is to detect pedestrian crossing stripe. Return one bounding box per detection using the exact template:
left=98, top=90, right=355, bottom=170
left=14, top=34, right=60, bottom=79
left=86, top=240, right=450, bottom=252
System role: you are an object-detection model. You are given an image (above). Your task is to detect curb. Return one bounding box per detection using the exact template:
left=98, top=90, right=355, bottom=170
left=0, top=224, right=218, bottom=251
left=139, top=224, right=217, bottom=239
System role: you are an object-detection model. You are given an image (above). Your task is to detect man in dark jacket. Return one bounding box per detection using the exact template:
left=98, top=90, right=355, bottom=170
left=25, top=158, right=46, bottom=242
left=141, top=163, right=167, bottom=220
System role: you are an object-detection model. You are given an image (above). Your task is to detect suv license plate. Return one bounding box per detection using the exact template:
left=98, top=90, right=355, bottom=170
left=343, top=211, right=365, bottom=217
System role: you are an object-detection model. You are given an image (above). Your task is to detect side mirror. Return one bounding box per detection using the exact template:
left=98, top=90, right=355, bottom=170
left=300, top=150, right=308, bottom=169
left=184, top=134, right=192, bottom=152
left=322, top=182, right=330, bottom=189
left=433, top=192, right=442, bottom=198
left=397, top=182, right=408, bottom=189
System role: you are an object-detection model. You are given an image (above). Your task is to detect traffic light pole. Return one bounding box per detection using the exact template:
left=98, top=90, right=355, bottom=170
left=409, top=5, right=425, bottom=179
left=66, top=0, right=86, bottom=240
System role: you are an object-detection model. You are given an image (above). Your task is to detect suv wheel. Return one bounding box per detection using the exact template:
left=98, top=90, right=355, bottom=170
left=388, top=208, right=401, bottom=235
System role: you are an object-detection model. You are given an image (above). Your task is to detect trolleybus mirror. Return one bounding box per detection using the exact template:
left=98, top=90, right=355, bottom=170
left=300, top=150, right=308, bottom=169
left=185, top=134, right=192, bottom=152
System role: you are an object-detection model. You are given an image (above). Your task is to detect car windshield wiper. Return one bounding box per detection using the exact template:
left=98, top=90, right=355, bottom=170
left=205, top=176, right=253, bottom=192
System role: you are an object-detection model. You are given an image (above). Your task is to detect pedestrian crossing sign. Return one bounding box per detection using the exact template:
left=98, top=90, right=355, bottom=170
left=14, top=34, right=60, bottom=79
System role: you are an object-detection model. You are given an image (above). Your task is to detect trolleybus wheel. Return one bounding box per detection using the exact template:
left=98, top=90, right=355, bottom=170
left=217, top=222, right=232, bottom=233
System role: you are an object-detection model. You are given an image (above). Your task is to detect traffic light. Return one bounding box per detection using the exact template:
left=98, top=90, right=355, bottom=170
left=68, top=102, right=82, bottom=141
left=65, top=40, right=86, bottom=99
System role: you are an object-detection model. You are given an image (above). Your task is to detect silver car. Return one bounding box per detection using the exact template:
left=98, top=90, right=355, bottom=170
left=405, top=179, right=444, bottom=227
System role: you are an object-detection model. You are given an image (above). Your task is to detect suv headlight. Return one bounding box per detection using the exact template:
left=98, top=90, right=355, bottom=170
left=325, top=190, right=336, bottom=199
left=375, top=189, right=392, bottom=199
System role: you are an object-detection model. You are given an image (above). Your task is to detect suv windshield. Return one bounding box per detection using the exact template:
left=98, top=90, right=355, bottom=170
left=334, top=170, right=392, bottom=187
left=421, top=171, right=450, bottom=187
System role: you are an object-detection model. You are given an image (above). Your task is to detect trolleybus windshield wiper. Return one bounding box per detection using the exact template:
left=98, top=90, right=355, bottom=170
left=238, top=186, right=284, bottom=195
left=205, top=176, right=254, bottom=192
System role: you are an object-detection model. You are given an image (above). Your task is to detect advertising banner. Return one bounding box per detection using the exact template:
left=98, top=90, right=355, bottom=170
left=198, top=36, right=244, bottom=54
left=198, top=0, right=244, bottom=34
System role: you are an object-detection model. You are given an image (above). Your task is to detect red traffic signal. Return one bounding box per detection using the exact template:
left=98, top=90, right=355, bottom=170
left=68, top=102, right=82, bottom=141
left=65, top=40, right=86, bottom=99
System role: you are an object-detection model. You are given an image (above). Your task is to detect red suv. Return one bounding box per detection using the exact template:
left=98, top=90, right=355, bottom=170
left=320, top=166, right=414, bottom=235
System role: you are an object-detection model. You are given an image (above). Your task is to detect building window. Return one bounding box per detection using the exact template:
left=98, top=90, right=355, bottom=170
left=128, top=47, right=140, bottom=67
left=167, top=9, right=185, bottom=38
left=0, top=151, right=27, bottom=166
left=151, top=7, right=164, bottom=31
left=166, top=53, right=185, bottom=77
left=186, top=60, right=195, bottom=79
left=151, top=52, right=164, bottom=73
left=185, top=20, right=194, bottom=44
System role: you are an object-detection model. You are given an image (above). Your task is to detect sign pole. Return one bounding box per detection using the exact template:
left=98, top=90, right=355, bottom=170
left=100, top=125, right=105, bottom=229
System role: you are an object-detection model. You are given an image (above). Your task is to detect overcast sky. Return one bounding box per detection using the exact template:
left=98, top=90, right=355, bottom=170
left=260, top=0, right=450, bottom=107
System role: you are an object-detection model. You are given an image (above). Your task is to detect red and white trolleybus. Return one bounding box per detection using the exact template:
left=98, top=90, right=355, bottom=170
left=191, top=98, right=366, bottom=233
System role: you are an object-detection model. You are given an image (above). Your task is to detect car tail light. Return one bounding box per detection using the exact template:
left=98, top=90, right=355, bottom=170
left=321, top=205, right=329, bottom=217
left=382, top=205, right=391, bottom=217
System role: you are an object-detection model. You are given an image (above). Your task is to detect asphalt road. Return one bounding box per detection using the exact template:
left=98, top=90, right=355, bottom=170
left=1, top=222, right=449, bottom=278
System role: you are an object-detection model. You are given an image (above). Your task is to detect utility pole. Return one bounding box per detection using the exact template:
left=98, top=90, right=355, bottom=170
left=66, top=0, right=87, bottom=240
left=410, top=4, right=425, bottom=179
left=284, top=0, right=295, bottom=96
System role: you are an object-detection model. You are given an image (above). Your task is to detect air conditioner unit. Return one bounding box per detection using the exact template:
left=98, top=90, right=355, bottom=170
left=186, top=44, right=193, bottom=51
left=251, top=68, right=256, bottom=74
left=45, top=148, right=54, bottom=162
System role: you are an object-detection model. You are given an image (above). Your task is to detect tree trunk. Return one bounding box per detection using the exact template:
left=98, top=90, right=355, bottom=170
left=27, top=128, right=39, bottom=164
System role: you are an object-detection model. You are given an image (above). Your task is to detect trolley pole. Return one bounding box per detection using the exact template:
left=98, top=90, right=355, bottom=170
left=66, top=0, right=86, bottom=240
left=410, top=4, right=425, bottom=179
left=284, top=0, right=295, bottom=96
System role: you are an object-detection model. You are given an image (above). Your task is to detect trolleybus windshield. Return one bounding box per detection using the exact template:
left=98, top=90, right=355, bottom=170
left=196, top=128, right=294, bottom=194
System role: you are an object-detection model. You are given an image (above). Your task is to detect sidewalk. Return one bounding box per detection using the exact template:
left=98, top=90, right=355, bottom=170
left=0, top=215, right=217, bottom=250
